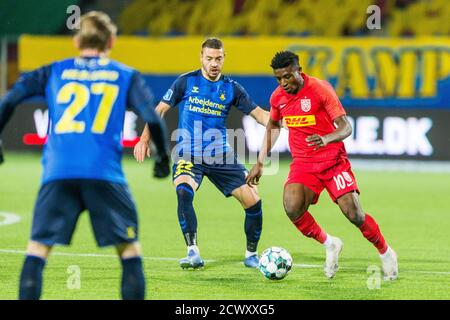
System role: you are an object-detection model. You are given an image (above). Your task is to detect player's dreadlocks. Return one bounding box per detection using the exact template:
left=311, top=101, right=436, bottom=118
left=270, top=51, right=300, bottom=70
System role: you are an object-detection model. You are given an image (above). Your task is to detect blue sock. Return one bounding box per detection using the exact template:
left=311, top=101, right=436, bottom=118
left=120, top=256, right=146, bottom=300
left=244, top=200, right=263, bottom=252
left=176, top=183, right=198, bottom=246
left=19, top=255, right=46, bottom=300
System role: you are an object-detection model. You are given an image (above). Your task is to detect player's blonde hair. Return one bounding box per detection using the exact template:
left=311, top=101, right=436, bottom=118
left=76, top=11, right=117, bottom=51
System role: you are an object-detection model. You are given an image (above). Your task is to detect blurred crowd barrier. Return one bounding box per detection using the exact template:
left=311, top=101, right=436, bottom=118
left=19, top=36, right=450, bottom=108
left=9, top=35, right=449, bottom=161
left=118, top=0, right=450, bottom=37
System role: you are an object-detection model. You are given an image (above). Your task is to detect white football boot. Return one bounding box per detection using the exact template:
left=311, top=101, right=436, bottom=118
left=324, top=236, right=344, bottom=279
left=380, top=246, right=398, bottom=281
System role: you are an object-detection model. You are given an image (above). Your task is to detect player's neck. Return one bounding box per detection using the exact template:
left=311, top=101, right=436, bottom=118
left=79, top=49, right=108, bottom=58
left=201, top=68, right=221, bottom=82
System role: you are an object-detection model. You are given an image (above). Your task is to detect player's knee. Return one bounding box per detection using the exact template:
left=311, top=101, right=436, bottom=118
left=283, top=199, right=307, bottom=221
left=117, top=242, right=142, bottom=259
left=341, top=203, right=364, bottom=226
left=26, top=241, right=51, bottom=259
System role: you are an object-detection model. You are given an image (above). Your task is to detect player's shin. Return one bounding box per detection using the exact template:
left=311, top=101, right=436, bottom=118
left=292, top=211, right=328, bottom=244
left=176, top=183, right=198, bottom=248
left=359, top=213, right=388, bottom=254
left=18, top=255, right=46, bottom=300
left=244, top=200, right=263, bottom=256
left=120, top=256, right=146, bottom=300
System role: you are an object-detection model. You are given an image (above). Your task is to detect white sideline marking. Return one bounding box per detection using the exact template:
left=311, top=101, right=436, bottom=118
left=0, top=249, right=449, bottom=276
left=292, top=263, right=450, bottom=275
left=0, top=249, right=216, bottom=263
left=0, top=212, right=22, bottom=226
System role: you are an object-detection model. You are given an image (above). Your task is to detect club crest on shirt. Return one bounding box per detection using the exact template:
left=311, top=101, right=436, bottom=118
left=219, top=92, right=226, bottom=101
left=300, top=98, right=311, bottom=112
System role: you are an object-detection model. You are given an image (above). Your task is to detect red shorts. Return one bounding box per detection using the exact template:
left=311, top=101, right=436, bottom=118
left=285, top=157, right=359, bottom=204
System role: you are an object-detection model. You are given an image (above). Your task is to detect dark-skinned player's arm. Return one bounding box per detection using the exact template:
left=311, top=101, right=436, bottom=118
left=0, top=66, right=50, bottom=165
left=128, top=72, right=170, bottom=178
left=306, top=115, right=352, bottom=150
left=246, top=118, right=282, bottom=187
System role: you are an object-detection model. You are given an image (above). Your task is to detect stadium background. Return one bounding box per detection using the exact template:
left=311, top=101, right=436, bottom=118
left=0, top=0, right=449, bottom=300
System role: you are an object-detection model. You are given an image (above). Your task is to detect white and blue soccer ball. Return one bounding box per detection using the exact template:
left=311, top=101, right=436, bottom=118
left=258, top=247, right=293, bottom=280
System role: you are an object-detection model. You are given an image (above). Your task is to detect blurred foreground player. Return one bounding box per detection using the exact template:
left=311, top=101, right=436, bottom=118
left=0, top=11, right=170, bottom=299
left=134, top=38, right=269, bottom=269
left=246, top=51, right=398, bottom=280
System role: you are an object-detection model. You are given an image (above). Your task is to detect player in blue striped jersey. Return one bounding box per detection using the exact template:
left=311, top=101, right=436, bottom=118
left=0, top=11, right=169, bottom=299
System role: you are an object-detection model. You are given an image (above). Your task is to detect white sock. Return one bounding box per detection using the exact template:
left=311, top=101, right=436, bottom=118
left=188, top=245, right=199, bottom=254
left=380, top=246, right=391, bottom=259
left=323, top=234, right=334, bottom=249
left=245, top=250, right=257, bottom=258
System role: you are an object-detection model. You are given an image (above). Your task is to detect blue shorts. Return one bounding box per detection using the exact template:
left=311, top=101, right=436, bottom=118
left=172, top=159, right=248, bottom=197
left=31, top=179, right=138, bottom=247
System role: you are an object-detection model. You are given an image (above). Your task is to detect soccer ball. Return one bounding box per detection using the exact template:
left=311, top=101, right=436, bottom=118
left=258, top=247, right=293, bottom=280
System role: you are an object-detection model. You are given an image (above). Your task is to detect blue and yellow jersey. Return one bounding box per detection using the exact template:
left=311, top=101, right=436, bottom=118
left=162, top=69, right=257, bottom=158
left=0, top=56, right=161, bottom=184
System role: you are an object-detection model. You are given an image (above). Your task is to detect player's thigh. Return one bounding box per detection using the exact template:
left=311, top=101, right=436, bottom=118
left=207, top=162, right=249, bottom=199
left=231, top=184, right=260, bottom=209
left=81, top=180, right=139, bottom=248
left=283, top=183, right=316, bottom=219
left=322, top=157, right=360, bottom=203
left=31, top=180, right=84, bottom=247
left=172, top=159, right=203, bottom=191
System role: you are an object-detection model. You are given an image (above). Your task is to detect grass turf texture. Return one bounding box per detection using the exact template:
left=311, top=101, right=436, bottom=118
left=0, top=152, right=449, bottom=300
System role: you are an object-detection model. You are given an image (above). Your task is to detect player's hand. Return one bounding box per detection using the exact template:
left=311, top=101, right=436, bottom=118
left=0, top=139, right=4, bottom=165
left=133, top=139, right=151, bottom=163
left=153, top=153, right=170, bottom=178
left=246, top=162, right=263, bottom=187
left=306, top=134, right=328, bottom=150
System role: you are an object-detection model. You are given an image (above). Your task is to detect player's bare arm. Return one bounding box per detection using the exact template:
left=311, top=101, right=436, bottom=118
left=249, top=107, right=270, bottom=126
left=306, top=115, right=352, bottom=150
left=246, top=118, right=282, bottom=186
left=134, top=102, right=171, bottom=162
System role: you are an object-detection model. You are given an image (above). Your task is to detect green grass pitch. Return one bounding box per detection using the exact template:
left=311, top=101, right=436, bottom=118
left=0, top=152, right=449, bottom=300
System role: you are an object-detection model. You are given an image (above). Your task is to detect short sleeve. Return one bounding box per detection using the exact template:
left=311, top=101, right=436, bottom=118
left=161, top=75, right=186, bottom=107
left=320, top=81, right=346, bottom=120
left=232, top=81, right=257, bottom=115
left=269, top=93, right=281, bottom=122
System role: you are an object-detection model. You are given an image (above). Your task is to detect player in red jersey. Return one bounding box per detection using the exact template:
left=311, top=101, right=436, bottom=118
left=246, top=51, right=398, bottom=280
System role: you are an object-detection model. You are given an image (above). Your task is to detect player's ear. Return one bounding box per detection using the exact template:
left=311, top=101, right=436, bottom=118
left=73, top=35, right=80, bottom=50
left=107, top=35, right=116, bottom=50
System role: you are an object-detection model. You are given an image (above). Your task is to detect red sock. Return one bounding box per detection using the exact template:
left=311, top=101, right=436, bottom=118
left=293, top=212, right=327, bottom=244
left=359, top=213, right=388, bottom=254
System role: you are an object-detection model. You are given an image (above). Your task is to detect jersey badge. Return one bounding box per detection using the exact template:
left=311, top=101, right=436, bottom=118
left=300, top=98, right=311, bottom=112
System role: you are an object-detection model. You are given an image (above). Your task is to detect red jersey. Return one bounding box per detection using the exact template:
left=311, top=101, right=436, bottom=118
left=270, top=73, right=347, bottom=162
